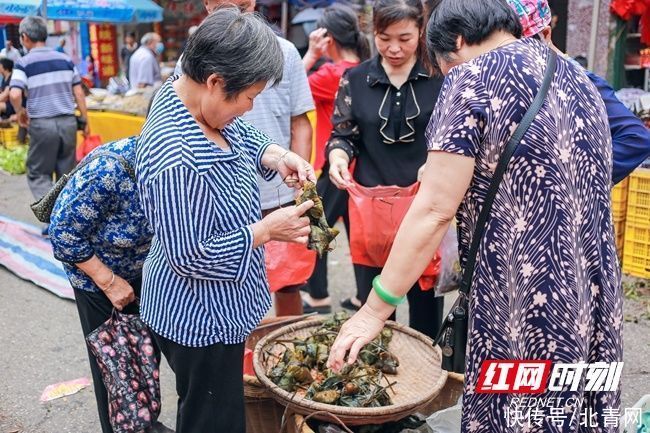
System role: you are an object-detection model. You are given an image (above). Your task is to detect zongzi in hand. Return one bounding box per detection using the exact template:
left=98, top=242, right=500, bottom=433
left=297, top=181, right=339, bottom=257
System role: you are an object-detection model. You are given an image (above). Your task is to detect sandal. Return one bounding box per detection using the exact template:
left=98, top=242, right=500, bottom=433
left=302, top=300, right=332, bottom=314
left=339, top=297, right=361, bottom=311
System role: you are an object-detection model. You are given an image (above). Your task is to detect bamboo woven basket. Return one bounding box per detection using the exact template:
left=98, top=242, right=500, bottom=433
left=254, top=318, right=448, bottom=426
left=245, top=316, right=310, bottom=433
left=287, top=372, right=464, bottom=433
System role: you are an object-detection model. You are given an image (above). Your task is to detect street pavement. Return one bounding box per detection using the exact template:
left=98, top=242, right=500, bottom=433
left=0, top=171, right=648, bottom=432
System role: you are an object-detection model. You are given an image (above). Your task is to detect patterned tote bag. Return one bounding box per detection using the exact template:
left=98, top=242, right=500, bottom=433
left=86, top=310, right=161, bottom=433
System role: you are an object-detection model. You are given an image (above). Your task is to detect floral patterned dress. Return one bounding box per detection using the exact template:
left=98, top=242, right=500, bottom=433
left=426, top=38, right=622, bottom=432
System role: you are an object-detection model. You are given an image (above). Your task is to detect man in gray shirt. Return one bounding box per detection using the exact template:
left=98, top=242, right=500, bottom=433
left=177, top=0, right=315, bottom=315
left=129, top=33, right=162, bottom=89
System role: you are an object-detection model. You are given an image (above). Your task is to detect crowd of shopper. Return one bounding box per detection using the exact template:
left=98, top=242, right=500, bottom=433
left=4, top=0, right=650, bottom=432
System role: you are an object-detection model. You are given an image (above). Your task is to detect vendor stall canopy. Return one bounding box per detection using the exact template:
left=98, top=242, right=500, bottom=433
left=0, top=0, right=163, bottom=23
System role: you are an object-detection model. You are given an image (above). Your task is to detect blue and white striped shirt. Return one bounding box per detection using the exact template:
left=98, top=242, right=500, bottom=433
left=10, top=47, right=81, bottom=118
left=136, top=77, right=277, bottom=347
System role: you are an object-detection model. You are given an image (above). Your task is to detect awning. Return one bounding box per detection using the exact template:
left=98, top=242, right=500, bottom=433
left=0, top=15, right=25, bottom=24
left=0, top=0, right=40, bottom=18
left=45, top=0, right=163, bottom=23
left=0, top=0, right=163, bottom=23
left=130, top=0, right=163, bottom=23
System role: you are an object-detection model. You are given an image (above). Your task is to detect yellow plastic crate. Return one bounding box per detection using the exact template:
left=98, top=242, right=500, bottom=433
left=614, top=219, right=625, bottom=256
left=623, top=224, right=650, bottom=278
left=0, top=124, right=19, bottom=146
left=611, top=178, right=628, bottom=222
left=626, top=168, right=650, bottom=224
left=622, top=169, right=650, bottom=278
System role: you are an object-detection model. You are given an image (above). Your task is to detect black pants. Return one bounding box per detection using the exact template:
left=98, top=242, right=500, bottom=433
left=354, top=264, right=444, bottom=340
left=74, top=278, right=147, bottom=433
left=305, top=173, right=352, bottom=300
left=151, top=332, right=245, bottom=433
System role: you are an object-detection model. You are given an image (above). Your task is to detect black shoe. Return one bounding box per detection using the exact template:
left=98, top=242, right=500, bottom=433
left=302, top=300, right=332, bottom=314
left=340, top=297, right=361, bottom=311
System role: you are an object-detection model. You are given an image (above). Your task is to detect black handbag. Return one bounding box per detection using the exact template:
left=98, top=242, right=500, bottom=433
left=436, top=50, right=558, bottom=374
left=30, top=151, right=136, bottom=224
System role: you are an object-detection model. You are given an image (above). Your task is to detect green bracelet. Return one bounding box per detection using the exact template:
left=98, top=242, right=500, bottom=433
left=372, top=276, right=406, bottom=306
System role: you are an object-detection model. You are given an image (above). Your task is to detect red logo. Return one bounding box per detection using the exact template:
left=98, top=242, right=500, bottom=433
left=476, top=360, right=552, bottom=394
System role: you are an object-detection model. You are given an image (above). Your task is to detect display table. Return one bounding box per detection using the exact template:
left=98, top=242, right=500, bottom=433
left=80, top=110, right=317, bottom=165
left=84, top=111, right=146, bottom=144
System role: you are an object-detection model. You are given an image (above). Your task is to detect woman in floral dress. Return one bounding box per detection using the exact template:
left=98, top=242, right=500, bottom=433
left=328, top=1, right=622, bottom=432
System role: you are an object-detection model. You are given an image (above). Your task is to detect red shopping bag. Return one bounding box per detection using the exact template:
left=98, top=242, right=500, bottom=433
left=265, top=241, right=317, bottom=293
left=76, top=134, right=103, bottom=162
left=347, top=181, right=439, bottom=290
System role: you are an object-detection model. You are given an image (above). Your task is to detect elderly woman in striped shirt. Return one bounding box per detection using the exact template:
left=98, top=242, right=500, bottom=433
left=136, top=10, right=316, bottom=433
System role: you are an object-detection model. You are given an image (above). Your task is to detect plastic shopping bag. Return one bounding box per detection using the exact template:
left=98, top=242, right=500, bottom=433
left=76, top=134, right=102, bottom=162
left=265, top=240, right=317, bottom=293
left=347, top=181, right=419, bottom=267
left=348, top=181, right=440, bottom=290
left=433, top=221, right=461, bottom=296
left=426, top=397, right=463, bottom=433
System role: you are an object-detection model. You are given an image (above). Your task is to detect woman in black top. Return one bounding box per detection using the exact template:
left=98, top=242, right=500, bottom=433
left=327, top=0, right=444, bottom=339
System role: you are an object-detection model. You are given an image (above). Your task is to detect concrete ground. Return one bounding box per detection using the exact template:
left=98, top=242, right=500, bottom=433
left=0, top=171, right=648, bottom=433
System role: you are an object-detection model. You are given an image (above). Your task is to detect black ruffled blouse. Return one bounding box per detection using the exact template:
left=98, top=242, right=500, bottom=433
left=326, top=55, right=443, bottom=187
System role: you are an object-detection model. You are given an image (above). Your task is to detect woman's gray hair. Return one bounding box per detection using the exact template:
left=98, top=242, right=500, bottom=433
left=182, top=8, right=283, bottom=100
left=19, top=16, right=48, bottom=43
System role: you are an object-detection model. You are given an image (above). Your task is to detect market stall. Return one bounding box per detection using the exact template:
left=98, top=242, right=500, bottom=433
left=82, top=87, right=318, bottom=163
left=80, top=90, right=149, bottom=143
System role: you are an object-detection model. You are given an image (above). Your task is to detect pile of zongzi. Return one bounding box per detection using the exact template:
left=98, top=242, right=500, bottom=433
left=266, top=312, right=399, bottom=407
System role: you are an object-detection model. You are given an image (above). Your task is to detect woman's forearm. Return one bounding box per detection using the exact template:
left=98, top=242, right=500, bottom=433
left=303, top=51, right=319, bottom=72
left=365, top=152, right=475, bottom=318
left=260, top=143, right=288, bottom=171
left=366, top=195, right=455, bottom=319
left=76, top=255, right=113, bottom=289
left=250, top=220, right=271, bottom=249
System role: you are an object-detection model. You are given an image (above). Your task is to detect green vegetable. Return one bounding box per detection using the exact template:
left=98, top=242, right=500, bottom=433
left=0, top=145, right=28, bottom=175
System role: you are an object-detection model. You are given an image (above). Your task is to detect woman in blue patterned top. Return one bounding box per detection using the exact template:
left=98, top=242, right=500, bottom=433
left=49, top=136, right=171, bottom=433
left=137, top=10, right=315, bottom=433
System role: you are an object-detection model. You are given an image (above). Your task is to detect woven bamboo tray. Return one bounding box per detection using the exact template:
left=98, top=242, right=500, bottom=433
left=287, top=372, right=464, bottom=433
left=245, top=316, right=312, bottom=433
left=253, top=318, right=448, bottom=426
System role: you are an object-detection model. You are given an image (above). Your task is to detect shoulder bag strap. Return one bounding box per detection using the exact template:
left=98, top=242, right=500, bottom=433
left=458, top=50, right=557, bottom=296
left=102, top=151, right=136, bottom=182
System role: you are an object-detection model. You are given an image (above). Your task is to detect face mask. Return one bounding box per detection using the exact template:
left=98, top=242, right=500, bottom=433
left=155, top=42, right=164, bottom=55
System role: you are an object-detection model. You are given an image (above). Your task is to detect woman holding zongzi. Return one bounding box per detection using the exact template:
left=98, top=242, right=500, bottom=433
left=326, top=0, right=444, bottom=339
left=136, top=10, right=315, bottom=433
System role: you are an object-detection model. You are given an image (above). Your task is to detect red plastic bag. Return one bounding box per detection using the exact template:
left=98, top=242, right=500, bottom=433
left=264, top=241, right=317, bottom=293
left=348, top=181, right=439, bottom=289
left=76, top=134, right=102, bottom=162
left=243, top=348, right=254, bottom=376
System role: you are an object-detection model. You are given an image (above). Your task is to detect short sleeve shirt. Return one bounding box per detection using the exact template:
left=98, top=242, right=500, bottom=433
left=128, top=46, right=161, bottom=88
left=241, top=37, right=314, bottom=210
left=10, top=47, right=81, bottom=118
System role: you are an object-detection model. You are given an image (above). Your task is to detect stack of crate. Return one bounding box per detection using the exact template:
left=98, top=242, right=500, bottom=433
left=0, top=124, right=22, bottom=150
left=623, top=168, right=650, bottom=278
left=611, top=178, right=629, bottom=258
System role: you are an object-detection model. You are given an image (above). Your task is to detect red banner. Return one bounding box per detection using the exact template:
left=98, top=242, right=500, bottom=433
left=89, top=24, right=118, bottom=80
